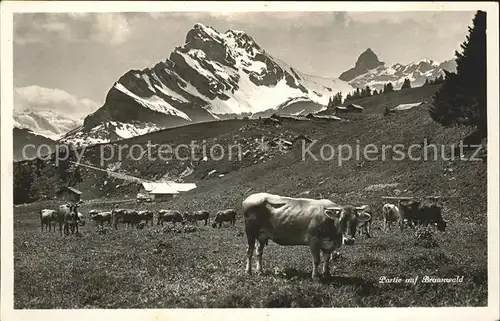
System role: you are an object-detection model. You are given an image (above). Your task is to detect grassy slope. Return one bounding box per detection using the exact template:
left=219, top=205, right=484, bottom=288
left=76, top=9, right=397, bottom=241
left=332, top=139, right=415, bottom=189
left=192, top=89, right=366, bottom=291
left=13, top=85, right=488, bottom=308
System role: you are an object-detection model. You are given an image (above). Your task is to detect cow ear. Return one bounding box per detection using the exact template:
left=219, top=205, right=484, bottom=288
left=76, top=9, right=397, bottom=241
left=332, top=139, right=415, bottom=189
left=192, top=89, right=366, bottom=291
left=324, top=208, right=342, bottom=219
left=357, top=212, right=371, bottom=223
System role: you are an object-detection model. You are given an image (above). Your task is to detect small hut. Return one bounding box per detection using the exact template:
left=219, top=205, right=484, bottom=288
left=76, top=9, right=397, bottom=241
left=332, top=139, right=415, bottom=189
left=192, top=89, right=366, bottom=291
left=336, top=104, right=364, bottom=113
left=57, top=186, right=82, bottom=202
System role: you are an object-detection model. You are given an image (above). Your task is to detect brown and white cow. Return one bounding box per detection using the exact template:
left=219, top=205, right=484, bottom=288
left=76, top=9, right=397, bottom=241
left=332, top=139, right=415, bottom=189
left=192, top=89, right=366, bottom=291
left=398, top=200, right=421, bottom=230
left=242, top=193, right=371, bottom=279
left=183, top=210, right=210, bottom=226
left=417, top=202, right=447, bottom=231
left=356, top=204, right=373, bottom=238
left=89, top=210, right=113, bottom=227
left=112, top=209, right=141, bottom=230
left=40, top=209, right=57, bottom=232
left=56, top=202, right=82, bottom=236
left=157, top=210, right=183, bottom=226
left=212, top=209, right=236, bottom=228
left=381, top=203, right=401, bottom=231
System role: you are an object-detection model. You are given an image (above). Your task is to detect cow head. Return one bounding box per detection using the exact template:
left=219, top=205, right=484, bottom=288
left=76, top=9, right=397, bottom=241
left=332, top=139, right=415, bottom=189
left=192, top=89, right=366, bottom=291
left=69, top=202, right=81, bottom=215
left=324, top=206, right=371, bottom=245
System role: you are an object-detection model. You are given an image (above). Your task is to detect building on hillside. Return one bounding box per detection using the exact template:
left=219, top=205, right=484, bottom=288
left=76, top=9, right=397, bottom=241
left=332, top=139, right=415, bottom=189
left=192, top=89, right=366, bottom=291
left=306, top=113, right=343, bottom=121
left=138, top=181, right=197, bottom=202
left=57, top=186, right=82, bottom=202
left=167, top=182, right=197, bottom=192
left=391, top=102, right=423, bottom=112
left=336, top=104, right=364, bottom=113
left=263, top=117, right=281, bottom=125
left=149, top=184, right=179, bottom=202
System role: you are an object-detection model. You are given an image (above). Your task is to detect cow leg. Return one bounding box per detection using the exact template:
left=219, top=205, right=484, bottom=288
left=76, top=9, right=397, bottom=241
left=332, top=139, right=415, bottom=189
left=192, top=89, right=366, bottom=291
left=255, top=239, right=266, bottom=275
left=365, top=222, right=372, bottom=238
left=322, top=250, right=332, bottom=278
left=245, top=235, right=256, bottom=275
left=310, top=243, right=321, bottom=279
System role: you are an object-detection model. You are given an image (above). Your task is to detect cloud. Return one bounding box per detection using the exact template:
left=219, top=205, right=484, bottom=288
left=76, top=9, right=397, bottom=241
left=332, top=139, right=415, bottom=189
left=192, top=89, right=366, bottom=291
left=14, top=85, right=101, bottom=120
left=91, top=13, right=131, bottom=45
left=14, top=13, right=133, bottom=46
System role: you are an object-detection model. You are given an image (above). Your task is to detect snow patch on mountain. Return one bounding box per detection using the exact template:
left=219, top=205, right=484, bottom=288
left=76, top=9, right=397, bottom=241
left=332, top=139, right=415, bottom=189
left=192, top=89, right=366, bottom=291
left=114, top=83, right=192, bottom=121
left=60, top=120, right=161, bottom=146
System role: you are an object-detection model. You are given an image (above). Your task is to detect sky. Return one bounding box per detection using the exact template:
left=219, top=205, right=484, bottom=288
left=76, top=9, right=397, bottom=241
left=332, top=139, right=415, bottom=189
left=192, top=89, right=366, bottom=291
left=13, top=11, right=476, bottom=117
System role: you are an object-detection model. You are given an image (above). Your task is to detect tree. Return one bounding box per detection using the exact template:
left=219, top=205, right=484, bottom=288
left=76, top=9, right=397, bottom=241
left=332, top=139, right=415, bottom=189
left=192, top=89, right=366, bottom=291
left=384, top=82, right=394, bottom=93
left=365, top=86, right=372, bottom=97
left=429, top=10, right=487, bottom=136
left=14, top=163, right=35, bottom=204
left=401, top=78, right=412, bottom=89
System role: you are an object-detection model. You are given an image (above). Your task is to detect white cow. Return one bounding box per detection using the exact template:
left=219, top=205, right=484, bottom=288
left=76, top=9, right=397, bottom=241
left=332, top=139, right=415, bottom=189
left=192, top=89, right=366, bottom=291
left=242, top=193, right=371, bottom=279
left=381, top=203, right=401, bottom=231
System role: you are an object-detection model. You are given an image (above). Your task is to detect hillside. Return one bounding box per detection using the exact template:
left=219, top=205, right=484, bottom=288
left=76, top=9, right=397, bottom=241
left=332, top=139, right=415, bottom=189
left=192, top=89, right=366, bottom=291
left=13, top=83, right=488, bottom=308
left=14, top=84, right=485, bottom=214
left=13, top=127, right=56, bottom=161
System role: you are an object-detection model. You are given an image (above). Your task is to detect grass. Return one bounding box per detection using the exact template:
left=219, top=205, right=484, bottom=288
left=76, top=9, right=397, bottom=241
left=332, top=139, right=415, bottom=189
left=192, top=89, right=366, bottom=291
left=14, top=203, right=486, bottom=308
left=13, top=85, right=488, bottom=308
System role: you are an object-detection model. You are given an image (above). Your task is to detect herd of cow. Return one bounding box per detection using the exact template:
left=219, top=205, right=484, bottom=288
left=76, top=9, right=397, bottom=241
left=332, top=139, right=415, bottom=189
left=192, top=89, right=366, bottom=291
left=39, top=202, right=238, bottom=235
left=241, top=193, right=448, bottom=279
left=38, top=192, right=447, bottom=279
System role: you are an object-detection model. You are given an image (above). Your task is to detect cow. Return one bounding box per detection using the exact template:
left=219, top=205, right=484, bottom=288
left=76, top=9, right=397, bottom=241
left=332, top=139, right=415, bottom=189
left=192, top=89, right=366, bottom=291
left=212, top=209, right=236, bottom=228
left=416, top=202, right=447, bottom=231
left=40, top=209, right=57, bottom=232
left=137, top=210, right=154, bottom=226
left=398, top=200, right=447, bottom=231
left=242, top=193, right=371, bottom=279
left=89, top=210, right=113, bottom=227
left=157, top=210, right=183, bottom=226
left=356, top=204, right=373, bottom=238
left=184, top=210, right=210, bottom=226
left=112, top=209, right=141, bottom=230
left=381, top=203, right=401, bottom=231
left=56, top=202, right=82, bottom=236
left=398, top=200, right=421, bottom=230
left=182, top=212, right=198, bottom=224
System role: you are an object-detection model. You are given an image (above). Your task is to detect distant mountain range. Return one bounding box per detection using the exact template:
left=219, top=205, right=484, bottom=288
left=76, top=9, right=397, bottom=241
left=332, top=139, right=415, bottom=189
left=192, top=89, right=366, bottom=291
left=339, top=48, right=457, bottom=91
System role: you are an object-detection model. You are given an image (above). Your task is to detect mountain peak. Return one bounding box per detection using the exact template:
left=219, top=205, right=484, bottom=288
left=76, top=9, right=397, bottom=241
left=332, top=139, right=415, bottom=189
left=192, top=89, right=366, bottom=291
left=339, top=48, right=384, bottom=81
left=185, top=23, right=221, bottom=44
left=355, top=48, right=380, bottom=67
